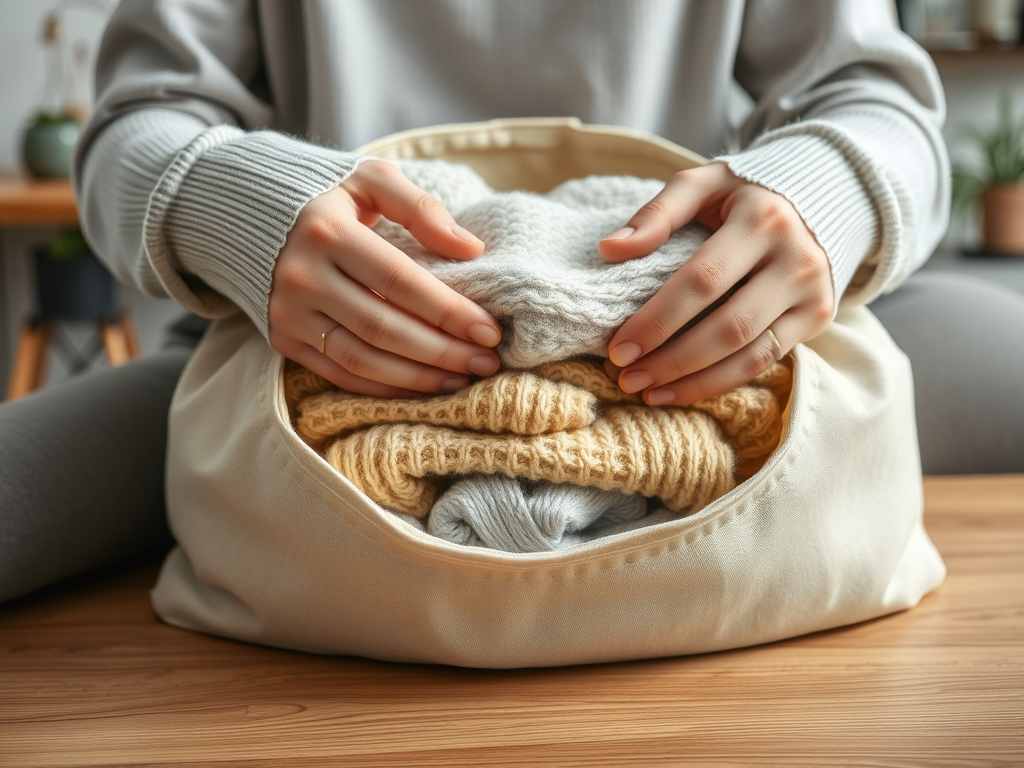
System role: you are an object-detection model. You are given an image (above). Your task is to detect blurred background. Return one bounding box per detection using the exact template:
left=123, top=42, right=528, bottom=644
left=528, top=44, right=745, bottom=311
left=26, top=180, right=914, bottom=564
left=1, top=0, right=1022, bottom=398
left=0, top=0, right=182, bottom=398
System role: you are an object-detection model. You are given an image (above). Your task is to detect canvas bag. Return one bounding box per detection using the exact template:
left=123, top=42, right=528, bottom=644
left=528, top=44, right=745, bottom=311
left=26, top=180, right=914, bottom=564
left=153, top=118, right=945, bottom=668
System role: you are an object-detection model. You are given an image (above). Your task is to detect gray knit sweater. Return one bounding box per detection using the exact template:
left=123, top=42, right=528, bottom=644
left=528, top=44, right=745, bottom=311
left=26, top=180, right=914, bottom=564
left=384, top=161, right=710, bottom=367
left=374, top=162, right=719, bottom=551
left=75, top=0, right=949, bottom=337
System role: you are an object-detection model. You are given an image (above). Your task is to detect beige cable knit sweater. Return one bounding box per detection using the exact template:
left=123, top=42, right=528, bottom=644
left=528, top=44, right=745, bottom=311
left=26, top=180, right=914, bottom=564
left=281, top=166, right=792, bottom=533
left=287, top=358, right=789, bottom=519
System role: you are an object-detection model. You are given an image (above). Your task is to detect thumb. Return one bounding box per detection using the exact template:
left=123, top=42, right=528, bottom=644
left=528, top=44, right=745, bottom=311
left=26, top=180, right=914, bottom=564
left=597, top=163, right=732, bottom=264
left=344, top=160, right=485, bottom=261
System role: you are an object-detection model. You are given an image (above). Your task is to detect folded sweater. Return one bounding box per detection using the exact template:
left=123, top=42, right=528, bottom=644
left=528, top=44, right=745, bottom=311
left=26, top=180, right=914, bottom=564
left=287, top=358, right=788, bottom=526
left=427, top=478, right=653, bottom=552
left=285, top=166, right=790, bottom=549
left=379, top=162, right=712, bottom=368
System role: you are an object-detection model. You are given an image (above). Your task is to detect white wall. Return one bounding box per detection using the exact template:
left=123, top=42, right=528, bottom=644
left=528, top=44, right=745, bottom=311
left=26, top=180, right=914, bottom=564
left=0, top=0, right=112, bottom=173
left=0, top=0, right=181, bottom=394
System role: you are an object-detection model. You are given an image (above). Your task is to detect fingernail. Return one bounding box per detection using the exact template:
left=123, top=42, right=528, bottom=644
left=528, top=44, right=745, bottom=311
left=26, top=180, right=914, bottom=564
left=602, top=226, right=635, bottom=242
left=468, top=323, right=501, bottom=347
left=450, top=224, right=483, bottom=245
left=609, top=341, right=642, bottom=367
left=647, top=388, right=675, bottom=406
left=441, top=377, right=471, bottom=392
left=467, top=354, right=500, bottom=377
left=620, top=370, right=654, bottom=394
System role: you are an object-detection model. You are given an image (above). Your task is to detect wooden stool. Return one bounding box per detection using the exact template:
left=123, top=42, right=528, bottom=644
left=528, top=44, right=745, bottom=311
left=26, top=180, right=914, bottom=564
left=5, top=312, right=139, bottom=400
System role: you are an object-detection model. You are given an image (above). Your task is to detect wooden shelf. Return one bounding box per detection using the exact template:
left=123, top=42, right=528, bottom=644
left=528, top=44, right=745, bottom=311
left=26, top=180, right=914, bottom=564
left=925, top=45, right=1024, bottom=63
left=0, top=177, right=79, bottom=227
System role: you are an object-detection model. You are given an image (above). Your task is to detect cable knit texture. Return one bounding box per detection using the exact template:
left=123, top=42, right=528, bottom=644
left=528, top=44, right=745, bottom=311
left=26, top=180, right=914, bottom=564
left=281, top=163, right=792, bottom=547
left=285, top=358, right=788, bottom=523
left=377, top=161, right=712, bottom=368
left=296, top=369, right=600, bottom=451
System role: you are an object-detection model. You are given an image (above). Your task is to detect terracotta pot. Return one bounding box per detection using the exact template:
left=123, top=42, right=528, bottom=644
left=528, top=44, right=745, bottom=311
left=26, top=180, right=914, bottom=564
left=980, top=184, right=1024, bottom=255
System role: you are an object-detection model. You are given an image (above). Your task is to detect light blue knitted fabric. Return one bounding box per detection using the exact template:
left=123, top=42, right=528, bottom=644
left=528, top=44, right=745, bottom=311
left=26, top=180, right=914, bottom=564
left=390, top=476, right=679, bottom=553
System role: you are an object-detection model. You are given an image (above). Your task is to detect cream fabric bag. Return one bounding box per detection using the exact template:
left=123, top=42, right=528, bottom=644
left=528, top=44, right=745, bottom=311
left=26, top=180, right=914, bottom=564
left=153, top=119, right=945, bottom=667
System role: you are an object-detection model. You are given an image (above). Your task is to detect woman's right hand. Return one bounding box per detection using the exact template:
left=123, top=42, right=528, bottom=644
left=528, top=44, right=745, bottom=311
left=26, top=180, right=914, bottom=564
left=268, top=160, right=502, bottom=398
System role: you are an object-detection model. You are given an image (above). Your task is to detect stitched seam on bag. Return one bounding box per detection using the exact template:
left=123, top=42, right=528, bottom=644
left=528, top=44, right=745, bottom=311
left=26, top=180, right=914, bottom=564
left=264, top=350, right=808, bottom=578
left=263, top=345, right=814, bottom=581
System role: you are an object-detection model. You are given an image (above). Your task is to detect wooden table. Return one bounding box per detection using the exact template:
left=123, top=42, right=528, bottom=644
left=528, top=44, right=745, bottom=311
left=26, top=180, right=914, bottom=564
left=0, top=178, right=78, bottom=227
left=1, top=475, right=1022, bottom=767
left=0, top=178, right=139, bottom=399
left=0, top=178, right=80, bottom=397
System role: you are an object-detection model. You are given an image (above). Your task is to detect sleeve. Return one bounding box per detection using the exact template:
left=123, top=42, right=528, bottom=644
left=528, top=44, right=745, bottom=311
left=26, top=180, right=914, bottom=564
left=717, top=0, right=950, bottom=307
left=73, top=0, right=365, bottom=333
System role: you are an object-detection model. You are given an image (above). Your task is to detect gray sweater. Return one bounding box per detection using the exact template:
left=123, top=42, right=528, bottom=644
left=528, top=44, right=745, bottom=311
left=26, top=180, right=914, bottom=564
left=75, top=0, right=949, bottom=335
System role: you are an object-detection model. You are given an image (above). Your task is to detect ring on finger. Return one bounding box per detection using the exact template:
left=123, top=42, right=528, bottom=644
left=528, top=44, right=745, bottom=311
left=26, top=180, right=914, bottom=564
left=319, top=324, right=341, bottom=355
left=765, top=327, right=783, bottom=362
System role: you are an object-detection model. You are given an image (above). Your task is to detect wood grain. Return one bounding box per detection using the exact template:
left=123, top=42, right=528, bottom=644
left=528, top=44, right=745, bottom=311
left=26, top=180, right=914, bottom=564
left=1, top=475, right=1022, bottom=767
left=0, top=178, right=78, bottom=227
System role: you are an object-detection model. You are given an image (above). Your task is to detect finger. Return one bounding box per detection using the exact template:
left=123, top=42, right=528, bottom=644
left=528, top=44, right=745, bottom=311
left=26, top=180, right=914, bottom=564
left=274, top=309, right=483, bottom=394
left=321, top=323, right=477, bottom=394
left=642, top=313, right=800, bottom=407
left=606, top=215, right=764, bottom=368
left=326, top=223, right=502, bottom=348
left=304, top=267, right=501, bottom=376
left=615, top=263, right=797, bottom=391
left=597, top=163, right=738, bottom=263
left=344, top=160, right=485, bottom=261
left=603, top=358, right=622, bottom=382
left=274, top=338, right=423, bottom=399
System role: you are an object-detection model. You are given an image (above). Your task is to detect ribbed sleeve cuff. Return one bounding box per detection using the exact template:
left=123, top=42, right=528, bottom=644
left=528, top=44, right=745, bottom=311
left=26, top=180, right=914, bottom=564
left=145, top=126, right=366, bottom=333
left=718, top=122, right=899, bottom=310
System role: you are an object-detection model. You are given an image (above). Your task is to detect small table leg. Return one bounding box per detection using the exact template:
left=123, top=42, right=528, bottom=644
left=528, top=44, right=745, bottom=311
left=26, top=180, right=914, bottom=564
left=99, top=314, right=138, bottom=368
left=6, top=319, right=52, bottom=400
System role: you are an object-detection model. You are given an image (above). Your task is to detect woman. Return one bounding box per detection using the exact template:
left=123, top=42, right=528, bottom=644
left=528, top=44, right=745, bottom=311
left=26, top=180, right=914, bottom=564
left=2, top=0, right=1021, bottom=602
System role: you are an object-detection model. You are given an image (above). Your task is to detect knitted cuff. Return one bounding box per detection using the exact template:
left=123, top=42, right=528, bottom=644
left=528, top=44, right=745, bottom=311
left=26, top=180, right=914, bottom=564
left=145, top=126, right=366, bottom=333
left=718, top=126, right=886, bottom=310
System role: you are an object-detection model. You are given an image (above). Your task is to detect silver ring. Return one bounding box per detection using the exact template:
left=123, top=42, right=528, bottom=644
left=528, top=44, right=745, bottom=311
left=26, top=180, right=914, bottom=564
left=319, top=325, right=340, bottom=355
left=766, top=327, right=783, bottom=362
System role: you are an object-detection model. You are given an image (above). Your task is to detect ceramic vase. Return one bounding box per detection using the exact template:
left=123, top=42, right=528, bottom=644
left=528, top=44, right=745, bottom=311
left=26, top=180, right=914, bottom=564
left=22, top=119, right=81, bottom=179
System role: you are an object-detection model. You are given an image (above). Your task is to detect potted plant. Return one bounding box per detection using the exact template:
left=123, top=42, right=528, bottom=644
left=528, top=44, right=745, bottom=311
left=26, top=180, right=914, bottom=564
left=21, top=1, right=116, bottom=179
left=952, top=95, right=1024, bottom=256
left=33, top=229, right=116, bottom=322
left=22, top=111, right=81, bottom=179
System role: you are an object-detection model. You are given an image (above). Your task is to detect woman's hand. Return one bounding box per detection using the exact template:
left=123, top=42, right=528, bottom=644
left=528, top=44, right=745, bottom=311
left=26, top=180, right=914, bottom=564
left=268, top=160, right=503, bottom=398
left=599, top=162, right=834, bottom=405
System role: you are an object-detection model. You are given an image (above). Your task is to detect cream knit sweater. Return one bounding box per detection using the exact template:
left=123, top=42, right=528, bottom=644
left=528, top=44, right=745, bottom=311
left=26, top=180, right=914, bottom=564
left=75, top=0, right=948, bottom=335
left=281, top=166, right=790, bottom=550
left=287, top=357, right=789, bottom=550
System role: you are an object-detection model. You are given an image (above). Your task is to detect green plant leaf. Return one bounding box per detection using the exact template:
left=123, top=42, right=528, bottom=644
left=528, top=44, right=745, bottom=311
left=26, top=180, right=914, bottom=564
left=31, top=111, right=79, bottom=126
left=42, top=229, right=93, bottom=261
left=951, top=92, right=1024, bottom=196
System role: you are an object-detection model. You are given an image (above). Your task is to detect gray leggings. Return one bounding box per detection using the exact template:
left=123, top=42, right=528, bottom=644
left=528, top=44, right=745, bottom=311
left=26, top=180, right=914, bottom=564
left=2, top=272, right=1022, bottom=603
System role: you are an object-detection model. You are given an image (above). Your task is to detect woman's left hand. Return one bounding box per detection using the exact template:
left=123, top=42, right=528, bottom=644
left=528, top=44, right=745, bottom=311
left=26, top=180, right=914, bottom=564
left=598, top=162, right=835, bottom=405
